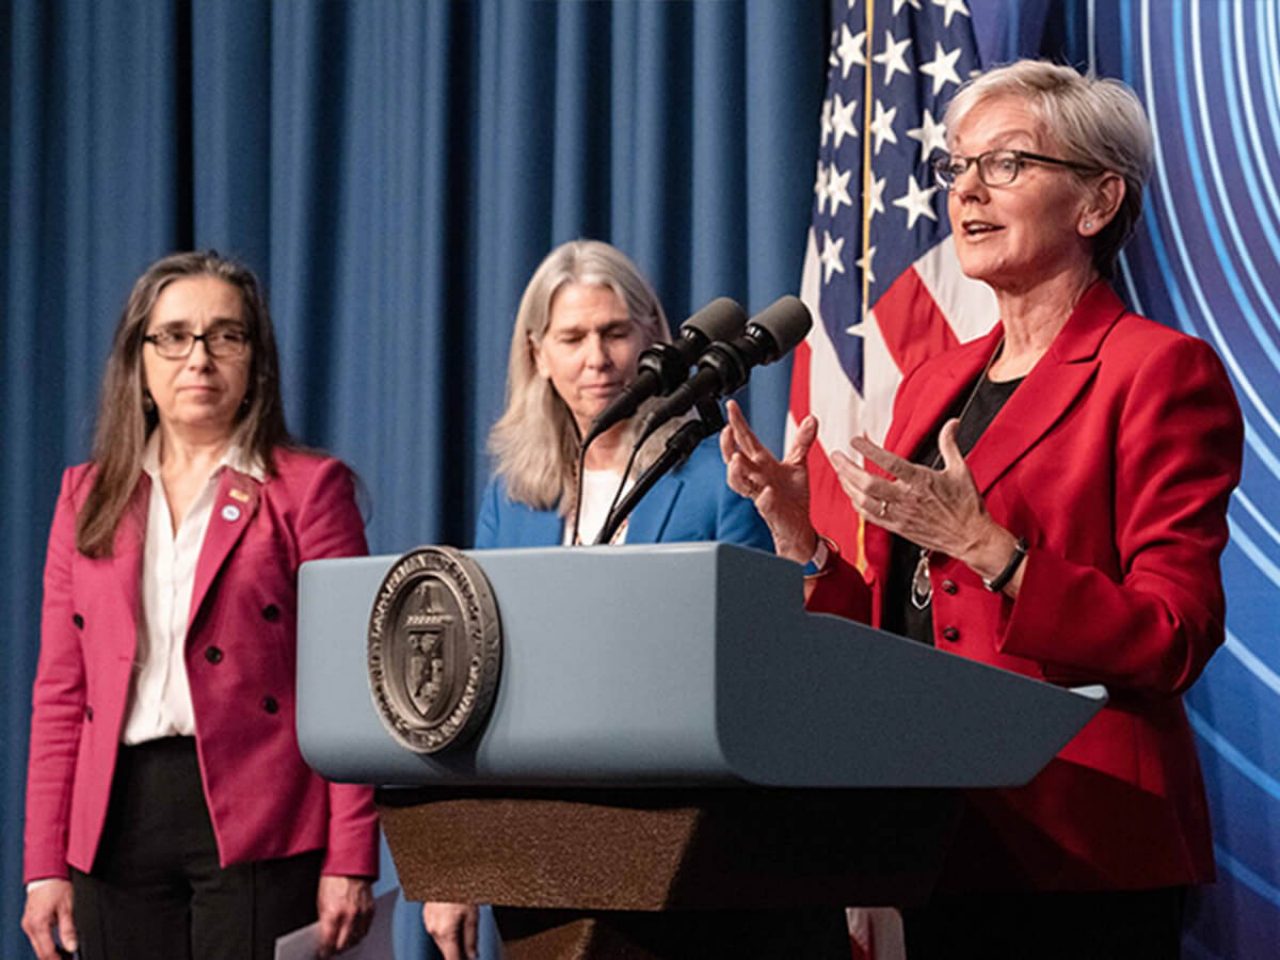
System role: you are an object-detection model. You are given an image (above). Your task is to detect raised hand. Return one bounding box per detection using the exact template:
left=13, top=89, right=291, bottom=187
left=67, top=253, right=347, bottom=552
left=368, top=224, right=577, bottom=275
left=720, top=399, right=820, bottom=563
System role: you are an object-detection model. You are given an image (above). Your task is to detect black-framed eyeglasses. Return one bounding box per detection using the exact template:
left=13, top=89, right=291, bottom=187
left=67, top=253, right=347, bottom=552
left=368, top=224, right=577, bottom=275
left=143, top=325, right=250, bottom=360
left=931, top=149, right=1102, bottom=190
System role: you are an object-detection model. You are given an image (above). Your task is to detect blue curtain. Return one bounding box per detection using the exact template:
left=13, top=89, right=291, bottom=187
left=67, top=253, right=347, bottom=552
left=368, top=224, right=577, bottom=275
left=1, top=1, right=825, bottom=956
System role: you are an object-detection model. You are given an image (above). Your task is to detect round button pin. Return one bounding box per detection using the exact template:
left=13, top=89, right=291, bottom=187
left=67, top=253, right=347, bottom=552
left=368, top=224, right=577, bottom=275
left=221, top=504, right=242, bottom=522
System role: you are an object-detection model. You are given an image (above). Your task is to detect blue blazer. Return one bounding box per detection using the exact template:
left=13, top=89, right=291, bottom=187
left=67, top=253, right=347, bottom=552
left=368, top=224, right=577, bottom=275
left=474, top=437, right=773, bottom=551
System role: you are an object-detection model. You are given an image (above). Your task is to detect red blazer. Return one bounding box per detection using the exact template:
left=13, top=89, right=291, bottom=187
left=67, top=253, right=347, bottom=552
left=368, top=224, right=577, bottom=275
left=24, top=447, right=379, bottom=883
left=808, top=283, right=1242, bottom=891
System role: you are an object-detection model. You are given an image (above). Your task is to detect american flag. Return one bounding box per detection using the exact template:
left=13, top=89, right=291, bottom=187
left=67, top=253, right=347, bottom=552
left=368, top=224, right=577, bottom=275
left=787, top=2, right=997, bottom=957
left=789, top=0, right=997, bottom=572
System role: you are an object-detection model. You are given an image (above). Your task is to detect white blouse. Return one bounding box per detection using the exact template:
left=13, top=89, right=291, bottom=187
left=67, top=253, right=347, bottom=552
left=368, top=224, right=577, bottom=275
left=121, top=435, right=264, bottom=745
left=565, top=468, right=631, bottom=546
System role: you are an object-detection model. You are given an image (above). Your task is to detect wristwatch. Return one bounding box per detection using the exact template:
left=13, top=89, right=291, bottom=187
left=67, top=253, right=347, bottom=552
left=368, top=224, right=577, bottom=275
left=983, top=536, right=1028, bottom=592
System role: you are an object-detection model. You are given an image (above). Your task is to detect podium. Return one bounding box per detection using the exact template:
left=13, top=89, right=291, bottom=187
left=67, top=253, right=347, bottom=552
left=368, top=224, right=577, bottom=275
left=298, top=543, right=1105, bottom=958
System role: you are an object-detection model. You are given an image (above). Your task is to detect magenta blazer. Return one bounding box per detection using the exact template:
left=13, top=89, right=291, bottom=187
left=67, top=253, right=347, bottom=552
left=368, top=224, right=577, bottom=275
left=809, top=283, right=1243, bottom=891
left=24, top=448, right=379, bottom=883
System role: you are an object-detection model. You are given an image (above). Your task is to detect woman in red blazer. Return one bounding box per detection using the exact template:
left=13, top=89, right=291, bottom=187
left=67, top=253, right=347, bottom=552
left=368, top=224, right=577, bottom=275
left=22, top=252, right=378, bottom=960
left=721, top=62, right=1242, bottom=959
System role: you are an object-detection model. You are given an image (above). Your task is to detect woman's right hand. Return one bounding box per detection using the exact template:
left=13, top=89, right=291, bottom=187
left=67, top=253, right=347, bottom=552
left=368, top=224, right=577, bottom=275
left=720, top=400, right=820, bottom=563
left=21, top=879, right=76, bottom=960
left=423, top=901, right=479, bottom=960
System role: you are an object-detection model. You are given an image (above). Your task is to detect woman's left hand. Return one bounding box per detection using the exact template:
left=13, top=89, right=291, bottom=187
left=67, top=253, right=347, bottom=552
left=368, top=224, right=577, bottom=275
left=316, top=874, right=375, bottom=957
left=833, top=419, right=1010, bottom=572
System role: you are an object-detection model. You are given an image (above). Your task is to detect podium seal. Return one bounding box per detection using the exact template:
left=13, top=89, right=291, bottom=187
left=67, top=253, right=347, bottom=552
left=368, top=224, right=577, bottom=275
left=367, top=546, right=502, bottom=754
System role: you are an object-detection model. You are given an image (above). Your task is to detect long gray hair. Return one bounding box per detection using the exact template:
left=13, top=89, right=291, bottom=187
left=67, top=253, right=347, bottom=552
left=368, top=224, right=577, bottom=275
left=488, top=240, right=672, bottom=511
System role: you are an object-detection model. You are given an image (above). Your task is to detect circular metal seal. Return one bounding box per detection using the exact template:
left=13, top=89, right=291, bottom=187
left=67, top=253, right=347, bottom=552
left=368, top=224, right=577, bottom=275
left=367, top=546, right=502, bottom=754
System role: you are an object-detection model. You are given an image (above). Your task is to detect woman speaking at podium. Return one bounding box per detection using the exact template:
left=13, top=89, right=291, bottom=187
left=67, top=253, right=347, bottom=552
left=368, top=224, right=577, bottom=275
left=21, top=252, right=377, bottom=960
left=719, top=62, right=1242, bottom=958
left=423, top=239, right=772, bottom=959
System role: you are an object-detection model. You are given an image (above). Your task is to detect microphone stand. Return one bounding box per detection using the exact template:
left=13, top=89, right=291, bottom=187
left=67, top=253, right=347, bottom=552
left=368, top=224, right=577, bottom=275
left=594, top=399, right=726, bottom=546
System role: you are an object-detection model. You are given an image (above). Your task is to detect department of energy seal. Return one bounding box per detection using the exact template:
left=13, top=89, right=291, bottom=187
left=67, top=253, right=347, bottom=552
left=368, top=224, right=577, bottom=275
left=367, top=546, right=502, bottom=754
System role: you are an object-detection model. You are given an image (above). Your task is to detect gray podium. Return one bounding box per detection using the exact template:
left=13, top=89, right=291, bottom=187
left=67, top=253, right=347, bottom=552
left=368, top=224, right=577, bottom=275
left=298, top=543, right=1105, bottom=959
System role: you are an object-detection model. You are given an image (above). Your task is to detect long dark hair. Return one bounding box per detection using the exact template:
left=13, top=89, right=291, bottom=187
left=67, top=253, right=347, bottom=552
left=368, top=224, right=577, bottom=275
left=76, top=251, right=293, bottom=557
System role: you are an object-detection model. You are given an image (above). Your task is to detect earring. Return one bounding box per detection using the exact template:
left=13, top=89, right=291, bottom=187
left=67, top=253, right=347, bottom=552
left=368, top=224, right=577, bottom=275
left=1083, top=220, right=1094, bottom=231
left=142, top=390, right=155, bottom=413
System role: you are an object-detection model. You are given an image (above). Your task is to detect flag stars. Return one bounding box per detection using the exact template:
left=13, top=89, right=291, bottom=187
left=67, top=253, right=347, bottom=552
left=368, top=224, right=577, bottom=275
left=830, top=93, right=859, bottom=149
left=931, top=0, right=971, bottom=28
left=828, top=165, right=854, bottom=217
left=868, top=174, right=887, bottom=219
left=919, top=42, right=963, bottom=96
left=892, top=0, right=923, bottom=13
left=869, top=100, right=898, bottom=155
left=836, top=23, right=867, bottom=78
left=814, top=161, right=831, bottom=215
left=856, top=245, right=877, bottom=285
left=906, top=108, right=948, bottom=161
left=820, top=97, right=833, bottom=147
left=892, top=174, right=939, bottom=229
left=820, top=231, right=847, bottom=284
left=873, top=31, right=912, bottom=85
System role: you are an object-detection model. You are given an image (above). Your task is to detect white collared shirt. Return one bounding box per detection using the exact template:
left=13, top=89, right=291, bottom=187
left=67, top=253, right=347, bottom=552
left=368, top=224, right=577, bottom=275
left=120, top=434, right=265, bottom=745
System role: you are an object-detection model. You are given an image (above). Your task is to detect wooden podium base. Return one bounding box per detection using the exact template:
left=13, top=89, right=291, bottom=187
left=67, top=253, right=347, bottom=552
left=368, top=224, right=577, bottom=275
left=378, top=785, right=958, bottom=960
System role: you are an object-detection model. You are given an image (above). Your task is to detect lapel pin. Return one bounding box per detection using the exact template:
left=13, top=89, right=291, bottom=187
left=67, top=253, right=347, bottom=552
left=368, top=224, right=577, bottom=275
left=221, top=504, right=242, bottom=523
left=229, top=488, right=251, bottom=503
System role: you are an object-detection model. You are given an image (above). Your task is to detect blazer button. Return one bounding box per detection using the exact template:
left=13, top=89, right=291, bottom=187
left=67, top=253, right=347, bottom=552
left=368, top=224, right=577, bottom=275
left=205, top=646, right=224, bottom=664
left=262, top=604, right=281, bottom=622
left=261, top=696, right=279, bottom=715
left=85, top=705, right=94, bottom=722
left=941, top=626, right=960, bottom=643
left=72, top=613, right=85, bottom=629
left=941, top=579, right=957, bottom=595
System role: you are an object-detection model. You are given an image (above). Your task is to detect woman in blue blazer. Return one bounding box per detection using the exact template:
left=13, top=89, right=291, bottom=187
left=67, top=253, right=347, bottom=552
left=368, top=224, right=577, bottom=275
left=474, top=439, right=769, bottom=550
left=423, top=239, right=771, bottom=960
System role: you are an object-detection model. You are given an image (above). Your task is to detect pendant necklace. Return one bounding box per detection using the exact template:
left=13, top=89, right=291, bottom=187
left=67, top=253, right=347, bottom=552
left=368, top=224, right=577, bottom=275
left=909, top=335, right=1006, bottom=611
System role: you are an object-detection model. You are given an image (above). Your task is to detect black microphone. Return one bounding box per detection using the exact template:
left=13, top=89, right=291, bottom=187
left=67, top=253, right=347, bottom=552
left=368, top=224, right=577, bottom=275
left=582, top=297, right=746, bottom=447
left=637, top=295, right=813, bottom=442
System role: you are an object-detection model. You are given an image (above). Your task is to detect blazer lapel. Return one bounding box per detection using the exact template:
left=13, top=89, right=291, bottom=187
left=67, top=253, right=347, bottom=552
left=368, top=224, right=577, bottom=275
left=627, top=472, right=683, bottom=544
left=965, top=282, right=1123, bottom=495
left=884, top=327, right=1003, bottom=465
left=868, top=329, right=1003, bottom=576
left=188, top=469, right=261, bottom=631
left=112, top=477, right=150, bottom=627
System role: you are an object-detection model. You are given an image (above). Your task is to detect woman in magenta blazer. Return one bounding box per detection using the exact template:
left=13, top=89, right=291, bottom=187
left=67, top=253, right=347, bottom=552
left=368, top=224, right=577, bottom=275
left=22, top=252, right=378, bottom=960
left=721, top=63, right=1242, bottom=958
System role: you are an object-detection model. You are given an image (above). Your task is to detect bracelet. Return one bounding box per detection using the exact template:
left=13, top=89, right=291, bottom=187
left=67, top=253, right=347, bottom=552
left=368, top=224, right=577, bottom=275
left=983, top=537, right=1028, bottom=592
left=801, top=535, right=838, bottom=577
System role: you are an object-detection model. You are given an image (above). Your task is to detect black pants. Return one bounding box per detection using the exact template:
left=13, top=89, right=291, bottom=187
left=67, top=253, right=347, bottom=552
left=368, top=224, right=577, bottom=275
left=902, top=886, right=1187, bottom=960
left=70, top=737, right=323, bottom=960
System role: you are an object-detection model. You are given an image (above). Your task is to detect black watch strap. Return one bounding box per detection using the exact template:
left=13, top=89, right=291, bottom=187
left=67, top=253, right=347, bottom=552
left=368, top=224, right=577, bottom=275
left=983, top=537, right=1028, bottom=592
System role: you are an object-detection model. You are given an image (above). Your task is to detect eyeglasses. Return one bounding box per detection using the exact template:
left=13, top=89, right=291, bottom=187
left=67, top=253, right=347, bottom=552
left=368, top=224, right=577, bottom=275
left=143, top=325, right=251, bottom=360
left=931, top=149, right=1101, bottom=189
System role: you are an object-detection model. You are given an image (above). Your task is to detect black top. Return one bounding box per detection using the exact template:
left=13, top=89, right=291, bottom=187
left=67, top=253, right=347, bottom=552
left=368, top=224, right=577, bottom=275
left=881, top=373, right=1024, bottom=646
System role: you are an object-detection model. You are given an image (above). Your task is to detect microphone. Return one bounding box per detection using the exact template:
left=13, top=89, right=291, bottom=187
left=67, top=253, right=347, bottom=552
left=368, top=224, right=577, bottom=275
left=637, top=295, right=812, bottom=442
left=582, top=297, right=746, bottom=447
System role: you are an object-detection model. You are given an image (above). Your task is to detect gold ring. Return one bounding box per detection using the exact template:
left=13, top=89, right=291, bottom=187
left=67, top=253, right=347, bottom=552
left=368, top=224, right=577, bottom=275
left=879, top=499, right=889, bottom=518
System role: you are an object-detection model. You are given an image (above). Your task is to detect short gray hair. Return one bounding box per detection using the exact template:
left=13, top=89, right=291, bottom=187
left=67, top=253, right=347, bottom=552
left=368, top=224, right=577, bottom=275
left=944, top=60, right=1154, bottom=278
left=488, top=239, right=671, bottom=511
